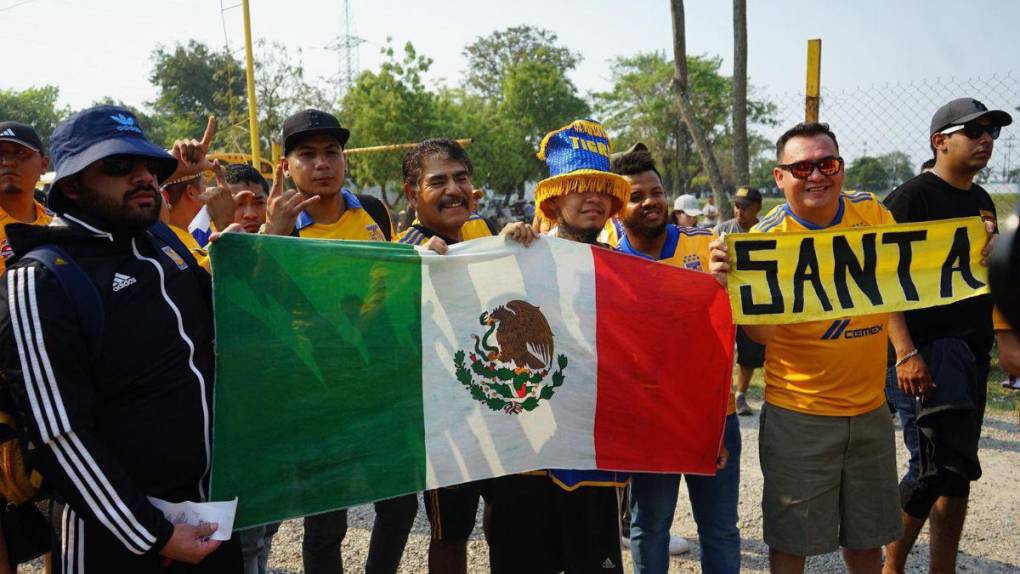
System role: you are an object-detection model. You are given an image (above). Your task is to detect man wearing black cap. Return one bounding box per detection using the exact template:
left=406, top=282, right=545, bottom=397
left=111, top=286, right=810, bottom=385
left=882, top=98, right=1012, bottom=574
left=715, top=186, right=765, bottom=416
left=265, top=109, right=412, bottom=574
left=0, top=105, right=242, bottom=572
left=264, top=109, right=392, bottom=242
left=0, top=121, right=52, bottom=274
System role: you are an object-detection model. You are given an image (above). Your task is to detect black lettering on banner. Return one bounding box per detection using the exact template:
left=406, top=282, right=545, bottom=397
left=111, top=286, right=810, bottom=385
left=832, top=233, right=882, bottom=309
left=940, top=226, right=986, bottom=297
left=881, top=230, right=926, bottom=302
left=734, top=240, right=784, bottom=315
left=792, top=238, right=832, bottom=313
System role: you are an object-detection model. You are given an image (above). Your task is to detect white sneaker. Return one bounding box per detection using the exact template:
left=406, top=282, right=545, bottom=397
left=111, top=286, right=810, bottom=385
left=621, top=536, right=631, bottom=549
left=668, top=535, right=691, bottom=555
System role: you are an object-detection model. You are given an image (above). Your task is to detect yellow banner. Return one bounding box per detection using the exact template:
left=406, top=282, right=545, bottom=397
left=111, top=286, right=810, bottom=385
left=725, top=217, right=989, bottom=324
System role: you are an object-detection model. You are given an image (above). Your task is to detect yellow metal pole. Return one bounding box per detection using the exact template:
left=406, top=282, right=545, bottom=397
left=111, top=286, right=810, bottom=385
left=805, top=39, right=822, bottom=123
left=271, top=142, right=282, bottom=168
left=345, top=138, right=473, bottom=156
left=241, top=0, right=261, bottom=168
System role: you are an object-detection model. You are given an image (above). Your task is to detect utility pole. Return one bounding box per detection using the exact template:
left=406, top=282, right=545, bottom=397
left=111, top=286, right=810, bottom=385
left=326, top=0, right=365, bottom=98
left=241, top=0, right=261, bottom=167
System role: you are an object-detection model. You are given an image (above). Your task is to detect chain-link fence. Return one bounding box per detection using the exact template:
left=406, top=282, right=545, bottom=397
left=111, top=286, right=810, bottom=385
left=759, top=72, right=1020, bottom=200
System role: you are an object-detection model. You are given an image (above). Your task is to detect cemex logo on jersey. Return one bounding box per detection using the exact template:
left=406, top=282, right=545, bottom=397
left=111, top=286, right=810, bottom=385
left=821, top=319, right=883, bottom=340
left=110, top=113, right=142, bottom=134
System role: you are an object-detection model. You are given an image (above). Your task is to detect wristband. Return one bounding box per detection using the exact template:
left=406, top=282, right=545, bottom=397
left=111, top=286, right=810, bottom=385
left=895, top=349, right=919, bottom=367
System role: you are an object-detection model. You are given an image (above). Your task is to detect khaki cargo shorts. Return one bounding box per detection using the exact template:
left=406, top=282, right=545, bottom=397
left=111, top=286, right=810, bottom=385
left=759, top=403, right=903, bottom=556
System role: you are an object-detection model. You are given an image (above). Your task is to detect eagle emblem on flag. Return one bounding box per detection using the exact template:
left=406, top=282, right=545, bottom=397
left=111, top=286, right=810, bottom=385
left=454, top=299, right=568, bottom=414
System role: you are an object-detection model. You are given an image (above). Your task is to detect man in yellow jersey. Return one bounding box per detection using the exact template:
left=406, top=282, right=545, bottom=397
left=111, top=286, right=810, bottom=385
left=611, top=148, right=738, bottom=573
left=0, top=122, right=52, bottom=273
left=709, top=123, right=921, bottom=574
left=0, top=120, right=52, bottom=571
left=393, top=139, right=491, bottom=574
left=221, top=163, right=268, bottom=234
left=264, top=109, right=392, bottom=242
left=263, top=108, right=411, bottom=574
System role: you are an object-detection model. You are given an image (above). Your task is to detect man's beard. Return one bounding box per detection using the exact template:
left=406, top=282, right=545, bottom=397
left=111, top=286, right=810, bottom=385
left=556, top=217, right=602, bottom=244
left=75, top=184, right=162, bottom=233
left=0, top=182, right=25, bottom=195
left=623, top=213, right=667, bottom=239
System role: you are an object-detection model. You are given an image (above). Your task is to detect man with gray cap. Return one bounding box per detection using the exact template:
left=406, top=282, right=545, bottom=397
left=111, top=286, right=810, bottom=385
left=882, top=98, right=1011, bottom=574
left=0, top=105, right=242, bottom=572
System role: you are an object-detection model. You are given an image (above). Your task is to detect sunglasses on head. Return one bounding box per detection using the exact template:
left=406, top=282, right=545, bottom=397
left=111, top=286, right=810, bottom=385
left=98, top=155, right=164, bottom=178
left=776, top=156, right=844, bottom=180
left=939, top=123, right=1001, bottom=140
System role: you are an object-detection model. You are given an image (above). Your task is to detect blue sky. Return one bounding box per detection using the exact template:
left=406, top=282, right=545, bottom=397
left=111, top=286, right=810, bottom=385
left=2, top=0, right=1018, bottom=175
left=2, top=0, right=1015, bottom=109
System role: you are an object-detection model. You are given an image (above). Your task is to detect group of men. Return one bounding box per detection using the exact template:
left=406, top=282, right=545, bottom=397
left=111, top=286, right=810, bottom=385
left=0, top=92, right=1016, bottom=574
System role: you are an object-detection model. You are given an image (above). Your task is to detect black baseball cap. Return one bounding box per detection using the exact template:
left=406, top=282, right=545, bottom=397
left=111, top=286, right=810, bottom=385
left=733, top=186, right=762, bottom=206
left=930, top=98, right=1013, bottom=136
left=283, top=109, right=350, bottom=155
left=0, top=121, right=44, bottom=154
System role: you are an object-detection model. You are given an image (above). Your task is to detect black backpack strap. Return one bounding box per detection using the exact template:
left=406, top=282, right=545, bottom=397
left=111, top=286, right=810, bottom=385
left=147, top=222, right=202, bottom=270
left=21, top=245, right=104, bottom=357
left=356, top=194, right=393, bottom=241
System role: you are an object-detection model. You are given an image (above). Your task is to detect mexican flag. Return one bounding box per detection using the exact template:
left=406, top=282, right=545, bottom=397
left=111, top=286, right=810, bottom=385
left=209, top=233, right=734, bottom=528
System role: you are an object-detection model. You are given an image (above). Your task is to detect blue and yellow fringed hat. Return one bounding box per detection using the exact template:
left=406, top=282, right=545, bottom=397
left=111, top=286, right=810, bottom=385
left=534, top=119, right=631, bottom=222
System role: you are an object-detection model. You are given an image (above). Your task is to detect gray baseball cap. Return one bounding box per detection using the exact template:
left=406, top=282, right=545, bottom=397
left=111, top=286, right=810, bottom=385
left=930, top=98, right=1012, bottom=136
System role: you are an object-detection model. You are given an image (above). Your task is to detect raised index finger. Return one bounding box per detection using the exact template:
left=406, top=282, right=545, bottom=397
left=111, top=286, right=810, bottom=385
left=212, top=159, right=228, bottom=189
left=200, top=115, right=217, bottom=149
left=269, top=161, right=285, bottom=199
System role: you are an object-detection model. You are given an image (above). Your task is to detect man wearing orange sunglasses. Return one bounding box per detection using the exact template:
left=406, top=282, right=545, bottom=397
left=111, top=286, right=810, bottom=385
left=710, top=122, right=916, bottom=574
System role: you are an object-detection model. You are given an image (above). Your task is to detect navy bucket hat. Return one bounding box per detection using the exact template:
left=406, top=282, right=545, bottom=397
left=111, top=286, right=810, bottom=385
left=48, top=105, right=177, bottom=211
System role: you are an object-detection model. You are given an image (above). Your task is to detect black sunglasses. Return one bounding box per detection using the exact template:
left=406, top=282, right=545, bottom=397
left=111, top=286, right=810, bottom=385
left=99, top=155, right=164, bottom=178
left=941, top=123, right=1001, bottom=141
left=776, top=156, right=844, bottom=180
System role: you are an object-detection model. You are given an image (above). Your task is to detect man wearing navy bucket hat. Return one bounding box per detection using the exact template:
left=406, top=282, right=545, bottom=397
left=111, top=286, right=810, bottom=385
left=490, top=119, right=630, bottom=574
left=0, top=105, right=242, bottom=572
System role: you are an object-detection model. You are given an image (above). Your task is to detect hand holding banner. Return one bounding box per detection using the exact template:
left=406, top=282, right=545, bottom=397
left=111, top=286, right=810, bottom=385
left=725, top=216, right=989, bottom=324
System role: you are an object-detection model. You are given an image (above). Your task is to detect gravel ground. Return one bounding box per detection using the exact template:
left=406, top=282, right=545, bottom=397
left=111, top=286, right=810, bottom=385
left=21, top=396, right=1020, bottom=573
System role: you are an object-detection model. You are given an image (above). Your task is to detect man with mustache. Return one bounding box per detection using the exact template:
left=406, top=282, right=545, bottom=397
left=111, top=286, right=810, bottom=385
left=610, top=147, right=739, bottom=574
left=263, top=109, right=414, bottom=574
left=395, top=139, right=491, bottom=574
left=882, top=99, right=1012, bottom=574
left=0, top=105, right=242, bottom=572
left=0, top=121, right=52, bottom=273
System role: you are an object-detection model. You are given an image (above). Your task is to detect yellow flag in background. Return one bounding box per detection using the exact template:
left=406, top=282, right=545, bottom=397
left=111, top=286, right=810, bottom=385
left=725, top=217, right=988, bottom=324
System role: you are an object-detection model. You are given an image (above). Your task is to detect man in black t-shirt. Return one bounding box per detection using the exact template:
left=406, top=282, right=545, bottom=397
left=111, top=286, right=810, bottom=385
left=882, top=98, right=1012, bottom=574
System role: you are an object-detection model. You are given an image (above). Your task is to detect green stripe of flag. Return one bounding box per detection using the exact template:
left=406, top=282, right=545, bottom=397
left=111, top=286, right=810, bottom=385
left=210, top=233, right=426, bottom=528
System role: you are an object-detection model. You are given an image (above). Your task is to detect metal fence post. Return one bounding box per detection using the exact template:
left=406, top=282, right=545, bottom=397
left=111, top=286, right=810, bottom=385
left=806, top=39, right=822, bottom=122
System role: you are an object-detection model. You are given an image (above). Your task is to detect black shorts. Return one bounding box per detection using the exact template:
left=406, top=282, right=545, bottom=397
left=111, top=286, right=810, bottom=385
left=901, top=338, right=990, bottom=518
left=736, top=327, right=765, bottom=368
left=423, top=480, right=487, bottom=542
left=486, top=474, right=623, bottom=574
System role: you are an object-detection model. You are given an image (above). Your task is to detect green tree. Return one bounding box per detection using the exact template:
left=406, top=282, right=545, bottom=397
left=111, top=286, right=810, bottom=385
left=594, top=51, right=776, bottom=195
left=148, top=40, right=247, bottom=148
left=0, top=86, right=70, bottom=144
left=341, top=41, right=440, bottom=207
left=462, top=26, right=581, bottom=101
left=447, top=60, right=588, bottom=202
left=255, top=39, right=332, bottom=155
left=845, top=151, right=913, bottom=192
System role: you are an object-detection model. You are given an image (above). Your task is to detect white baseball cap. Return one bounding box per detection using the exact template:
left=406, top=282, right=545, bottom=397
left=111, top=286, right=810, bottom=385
left=673, top=194, right=703, bottom=216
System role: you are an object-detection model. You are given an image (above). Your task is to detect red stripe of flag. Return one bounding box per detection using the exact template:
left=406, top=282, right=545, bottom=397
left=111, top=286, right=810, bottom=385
left=591, top=247, right=734, bottom=475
